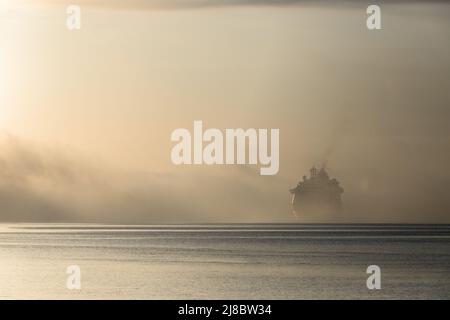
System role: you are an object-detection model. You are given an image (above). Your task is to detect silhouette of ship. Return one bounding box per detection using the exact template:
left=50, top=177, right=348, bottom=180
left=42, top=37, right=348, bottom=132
left=290, top=166, right=344, bottom=216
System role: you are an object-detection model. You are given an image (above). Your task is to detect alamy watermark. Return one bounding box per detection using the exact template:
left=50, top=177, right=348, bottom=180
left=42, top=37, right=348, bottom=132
left=171, top=121, right=279, bottom=175
left=367, top=5, right=381, bottom=30
left=66, top=5, right=81, bottom=30
left=66, top=265, right=81, bottom=290
left=366, top=265, right=381, bottom=290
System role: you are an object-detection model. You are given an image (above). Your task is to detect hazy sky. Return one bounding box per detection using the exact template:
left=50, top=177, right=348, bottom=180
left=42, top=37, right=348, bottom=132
left=1, top=0, right=450, bottom=223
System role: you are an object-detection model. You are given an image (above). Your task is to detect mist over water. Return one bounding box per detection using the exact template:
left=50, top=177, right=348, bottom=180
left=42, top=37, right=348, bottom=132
left=1, top=223, right=449, bottom=299
left=2, top=1, right=450, bottom=224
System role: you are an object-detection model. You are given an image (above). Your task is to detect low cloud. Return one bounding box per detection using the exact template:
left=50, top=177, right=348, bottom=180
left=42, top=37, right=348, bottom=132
left=0, top=133, right=291, bottom=223
left=1, top=132, right=450, bottom=223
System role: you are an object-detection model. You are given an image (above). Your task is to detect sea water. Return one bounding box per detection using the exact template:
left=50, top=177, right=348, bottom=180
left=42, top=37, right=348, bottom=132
left=0, top=224, right=449, bottom=299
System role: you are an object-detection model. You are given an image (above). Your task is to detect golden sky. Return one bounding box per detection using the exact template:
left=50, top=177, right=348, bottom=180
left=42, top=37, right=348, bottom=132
left=1, top=1, right=450, bottom=223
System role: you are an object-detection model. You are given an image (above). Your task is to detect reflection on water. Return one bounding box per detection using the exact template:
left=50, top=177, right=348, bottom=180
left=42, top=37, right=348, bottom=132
left=0, top=224, right=449, bottom=299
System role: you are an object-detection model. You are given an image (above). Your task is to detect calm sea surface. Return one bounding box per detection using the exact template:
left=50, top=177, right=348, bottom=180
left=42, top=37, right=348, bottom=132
left=0, top=224, right=449, bottom=299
